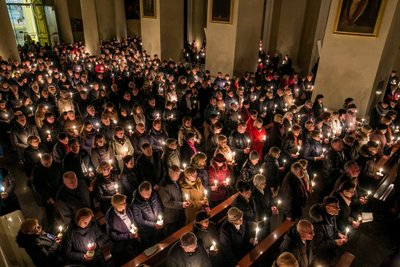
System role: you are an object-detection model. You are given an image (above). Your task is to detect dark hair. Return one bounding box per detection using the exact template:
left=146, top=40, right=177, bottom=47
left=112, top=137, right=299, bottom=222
left=338, top=180, right=356, bottom=192
left=236, top=180, right=251, bottom=193
left=322, top=196, right=339, bottom=206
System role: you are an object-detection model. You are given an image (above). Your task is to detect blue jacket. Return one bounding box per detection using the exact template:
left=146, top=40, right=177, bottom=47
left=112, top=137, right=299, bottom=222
left=131, top=191, right=163, bottom=232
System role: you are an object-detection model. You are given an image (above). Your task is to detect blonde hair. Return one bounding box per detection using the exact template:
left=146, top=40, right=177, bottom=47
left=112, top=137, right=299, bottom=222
left=184, top=167, right=197, bottom=177
left=97, top=161, right=112, bottom=173
left=274, top=252, right=299, bottom=267
left=111, top=194, right=127, bottom=207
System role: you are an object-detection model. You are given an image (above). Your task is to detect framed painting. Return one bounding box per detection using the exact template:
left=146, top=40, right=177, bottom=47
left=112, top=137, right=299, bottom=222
left=210, top=0, right=233, bottom=24
left=142, top=0, right=156, bottom=18
left=333, top=0, right=386, bottom=36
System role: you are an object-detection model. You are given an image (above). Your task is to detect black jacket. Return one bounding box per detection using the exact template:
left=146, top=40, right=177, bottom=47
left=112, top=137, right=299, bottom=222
left=166, top=240, right=212, bottom=267
left=16, top=231, right=60, bottom=267
left=228, top=131, right=250, bottom=167
left=61, top=220, right=108, bottom=265
left=231, top=194, right=255, bottom=232
left=62, top=149, right=94, bottom=182
left=23, top=144, right=49, bottom=177
left=135, top=151, right=164, bottom=186
left=280, top=225, right=313, bottom=267
left=55, top=181, right=91, bottom=224
left=10, top=121, right=39, bottom=149
left=219, top=220, right=251, bottom=266
left=263, top=155, right=280, bottom=190
left=279, top=171, right=308, bottom=220
left=309, top=204, right=339, bottom=264
left=95, top=172, right=120, bottom=213
left=31, top=162, right=62, bottom=203
left=90, top=144, right=115, bottom=167
left=158, top=177, right=185, bottom=224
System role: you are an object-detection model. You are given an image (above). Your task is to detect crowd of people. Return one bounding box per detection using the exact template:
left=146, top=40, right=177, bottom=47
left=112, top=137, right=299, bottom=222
left=0, top=35, right=399, bottom=267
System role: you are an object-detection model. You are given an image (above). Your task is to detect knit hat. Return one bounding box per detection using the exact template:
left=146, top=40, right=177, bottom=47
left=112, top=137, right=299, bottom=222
left=195, top=211, right=210, bottom=223
left=227, top=207, right=243, bottom=223
left=214, top=153, right=226, bottom=163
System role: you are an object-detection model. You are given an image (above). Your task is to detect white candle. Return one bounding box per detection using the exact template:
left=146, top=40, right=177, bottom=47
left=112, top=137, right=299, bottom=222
left=185, top=193, right=190, bottom=201
left=345, top=227, right=350, bottom=238
left=225, top=177, right=230, bottom=185
left=210, top=240, right=217, bottom=251
left=130, top=223, right=137, bottom=234
left=214, top=180, right=218, bottom=188
left=38, top=153, right=42, bottom=159
left=115, top=184, right=119, bottom=194
left=182, top=163, right=187, bottom=169
left=157, top=215, right=163, bottom=225
left=255, top=226, right=260, bottom=242
left=57, top=225, right=63, bottom=238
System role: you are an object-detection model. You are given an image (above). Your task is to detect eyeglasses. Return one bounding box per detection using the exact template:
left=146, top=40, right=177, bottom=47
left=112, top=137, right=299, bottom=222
left=327, top=204, right=341, bottom=210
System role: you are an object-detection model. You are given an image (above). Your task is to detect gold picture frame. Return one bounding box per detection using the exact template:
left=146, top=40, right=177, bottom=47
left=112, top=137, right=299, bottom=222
left=333, top=0, right=386, bottom=37
left=142, top=0, right=156, bottom=18
left=209, top=0, right=234, bottom=24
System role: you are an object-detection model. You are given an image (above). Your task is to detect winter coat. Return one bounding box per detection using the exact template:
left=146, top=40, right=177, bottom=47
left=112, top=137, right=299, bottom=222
left=62, top=149, right=94, bottom=182
left=55, top=181, right=91, bottom=224
left=228, top=131, right=251, bottom=167
left=279, top=171, right=308, bottom=220
left=232, top=194, right=256, bottom=232
left=180, top=141, right=198, bottom=164
left=31, top=162, right=62, bottom=203
left=90, top=144, right=115, bottom=167
left=61, top=220, right=108, bottom=266
left=207, top=159, right=231, bottom=202
left=178, top=125, right=202, bottom=147
left=249, top=127, right=267, bottom=160
left=180, top=177, right=208, bottom=224
left=52, top=141, right=69, bottom=164
left=280, top=225, right=313, bottom=267
left=158, top=177, right=185, bottom=224
left=23, top=144, right=49, bottom=177
left=136, top=151, right=165, bottom=186
left=263, top=155, right=280, bottom=190
left=162, top=146, right=181, bottom=170
left=149, top=127, right=169, bottom=152
left=166, top=240, right=212, bottom=267
left=240, top=160, right=261, bottom=184
left=16, top=231, right=60, bottom=267
left=309, top=204, right=339, bottom=264
left=10, top=121, right=39, bottom=149
left=219, top=220, right=251, bottom=266
left=131, top=191, right=163, bottom=233
left=95, top=173, right=120, bottom=213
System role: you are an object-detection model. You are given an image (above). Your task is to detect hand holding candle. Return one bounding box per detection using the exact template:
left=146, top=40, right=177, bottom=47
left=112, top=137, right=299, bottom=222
left=85, top=242, right=95, bottom=258
left=156, top=215, right=164, bottom=226
left=57, top=225, right=63, bottom=239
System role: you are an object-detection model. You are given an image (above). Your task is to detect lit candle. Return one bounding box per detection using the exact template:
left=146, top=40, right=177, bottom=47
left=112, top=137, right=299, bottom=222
left=0, top=186, right=7, bottom=198
left=214, top=180, right=218, bottom=188
left=88, top=167, right=93, bottom=172
left=210, top=240, right=218, bottom=251
left=204, top=189, right=208, bottom=200
left=259, top=168, right=263, bottom=175
left=255, top=226, right=260, bottom=242
left=377, top=168, right=383, bottom=176
left=108, top=159, right=113, bottom=164
left=345, top=227, right=350, bottom=238
left=185, top=193, right=190, bottom=201
left=182, top=163, right=187, bottom=169
left=225, top=177, right=231, bottom=185
left=296, top=145, right=301, bottom=156
left=86, top=242, right=95, bottom=257
left=38, top=153, right=42, bottom=159
left=157, top=215, right=164, bottom=225
left=57, top=225, right=63, bottom=239
left=277, top=199, right=282, bottom=206
left=366, top=190, right=371, bottom=198
left=247, top=138, right=251, bottom=147
left=115, top=184, right=119, bottom=194
left=130, top=223, right=138, bottom=234
left=358, top=215, right=362, bottom=223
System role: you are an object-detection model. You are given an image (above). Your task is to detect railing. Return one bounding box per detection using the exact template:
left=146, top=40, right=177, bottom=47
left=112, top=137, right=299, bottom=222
left=122, top=193, right=238, bottom=267
left=237, top=220, right=294, bottom=267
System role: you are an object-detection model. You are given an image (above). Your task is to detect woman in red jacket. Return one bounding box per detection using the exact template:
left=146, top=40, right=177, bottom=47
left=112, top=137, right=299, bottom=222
left=249, top=118, right=267, bottom=160
left=207, top=153, right=232, bottom=207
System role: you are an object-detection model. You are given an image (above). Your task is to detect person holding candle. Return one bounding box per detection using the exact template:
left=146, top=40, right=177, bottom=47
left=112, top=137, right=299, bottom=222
left=149, top=119, right=169, bottom=153
left=62, top=138, right=95, bottom=186
left=249, top=118, right=267, bottom=160
left=136, top=143, right=165, bottom=190
left=309, top=196, right=348, bottom=266
left=213, top=134, right=236, bottom=166
left=105, top=194, right=141, bottom=266
left=95, top=161, right=121, bottom=213
left=178, top=116, right=202, bottom=147
left=52, top=132, right=70, bottom=164
left=264, top=114, right=285, bottom=154
left=63, top=111, right=83, bottom=138
left=166, top=231, right=212, bottom=267
left=208, top=153, right=231, bottom=207
left=303, top=130, right=325, bottom=175
left=111, top=126, right=134, bottom=172
left=39, top=112, right=60, bottom=150
left=232, top=180, right=256, bottom=233
left=180, top=132, right=199, bottom=164
left=279, top=162, right=308, bottom=221
left=0, top=167, right=20, bottom=216
left=23, top=135, right=49, bottom=177
left=16, top=218, right=61, bottom=267
left=192, top=211, right=222, bottom=264
left=219, top=207, right=255, bottom=266
left=263, top=147, right=284, bottom=195
left=228, top=122, right=251, bottom=170
left=80, top=121, right=97, bottom=154
left=159, top=165, right=188, bottom=235
left=90, top=134, right=116, bottom=168
left=162, top=138, right=181, bottom=171
left=281, top=124, right=302, bottom=167
left=180, top=167, right=209, bottom=224
left=61, top=208, right=109, bottom=266
left=280, top=219, right=314, bottom=267
left=239, top=151, right=262, bottom=184
left=190, top=152, right=209, bottom=188
left=31, top=153, right=62, bottom=229
left=132, top=181, right=164, bottom=247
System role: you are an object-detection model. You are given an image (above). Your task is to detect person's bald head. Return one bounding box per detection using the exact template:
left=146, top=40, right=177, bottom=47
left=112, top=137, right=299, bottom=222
left=296, top=219, right=314, bottom=241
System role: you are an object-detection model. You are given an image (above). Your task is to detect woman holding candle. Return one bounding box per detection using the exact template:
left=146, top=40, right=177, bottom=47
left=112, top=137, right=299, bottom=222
left=232, top=180, right=256, bottom=233
left=208, top=153, right=231, bottom=207
left=213, top=135, right=235, bottom=166
left=111, top=126, right=134, bottom=172
left=95, top=161, right=121, bottom=213
left=281, top=124, right=302, bottom=167
left=0, top=167, right=20, bottom=216
left=61, top=208, right=109, bottom=266
left=191, top=152, right=209, bottom=189
left=263, top=147, right=283, bottom=194
left=180, top=132, right=199, bottom=164
left=23, top=135, right=49, bottom=177
left=180, top=167, right=209, bottom=224
left=90, top=134, right=116, bottom=168
left=16, top=218, right=61, bottom=267
left=240, top=151, right=262, bottom=184
left=80, top=121, right=97, bottom=154
left=105, top=194, right=141, bottom=266
left=249, top=118, right=267, bottom=160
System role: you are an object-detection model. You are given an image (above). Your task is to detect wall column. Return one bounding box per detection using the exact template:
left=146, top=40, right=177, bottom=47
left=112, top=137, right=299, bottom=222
left=313, top=0, right=400, bottom=118
left=205, top=0, right=264, bottom=76
left=140, top=0, right=184, bottom=60
left=54, top=0, right=74, bottom=43
left=96, top=0, right=115, bottom=41
left=80, top=0, right=100, bottom=55
left=115, top=0, right=127, bottom=41
left=0, top=0, right=20, bottom=61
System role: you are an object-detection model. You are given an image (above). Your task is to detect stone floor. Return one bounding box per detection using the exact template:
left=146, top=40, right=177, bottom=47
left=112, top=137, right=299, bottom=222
left=1, top=150, right=399, bottom=267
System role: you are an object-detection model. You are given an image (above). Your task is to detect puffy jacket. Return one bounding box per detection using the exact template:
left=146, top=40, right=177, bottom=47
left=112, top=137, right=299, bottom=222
left=10, top=121, right=39, bottom=149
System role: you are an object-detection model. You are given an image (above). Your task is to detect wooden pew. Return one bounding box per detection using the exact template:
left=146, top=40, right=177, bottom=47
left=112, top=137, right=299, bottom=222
left=122, top=193, right=238, bottom=267
left=237, top=220, right=295, bottom=267
left=335, top=252, right=355, bottom=267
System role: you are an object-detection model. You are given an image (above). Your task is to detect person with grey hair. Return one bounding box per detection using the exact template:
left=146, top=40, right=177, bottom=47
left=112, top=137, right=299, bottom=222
left=166, top=231, right=211, bottom=267
left=240, top=150, right=262, bottom=183
left=279, top=162, right=308, bottom=221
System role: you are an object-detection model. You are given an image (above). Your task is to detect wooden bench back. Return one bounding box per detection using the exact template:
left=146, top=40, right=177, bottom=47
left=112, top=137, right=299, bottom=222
left=122, top=193, right=238, bottom=267
left=237, top=220, right=295, bottom=267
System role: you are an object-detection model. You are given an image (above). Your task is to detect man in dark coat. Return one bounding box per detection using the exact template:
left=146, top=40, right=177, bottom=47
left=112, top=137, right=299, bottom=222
left=31, top=153, right=62, bottom=229
left=136, top=143, right=164, bottom=189
left=303, top=130, right=324, bottom=175
left=231, top=180, right=256, bottom=232
left=280, top=219, right=314, bottom=267
left=166, top=231, right=212, bottom=267
left=279, top=162, right=308, bottom=221
left=55, top=171, right=91, bottom=224
left=10, top=111, right=39, bottom=161
left=131, top=181, right=164, bottom=247
left=228, top=122, right=251, bottom=170
left=62, top=138, right=95, bottom=184
left=219, top=207, right=255, bottom=266
left=105, top=194, right=141, bottom=266
left=309, top=196, right=347, bottom=266
left=158, top=165, right=189, bottom=236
